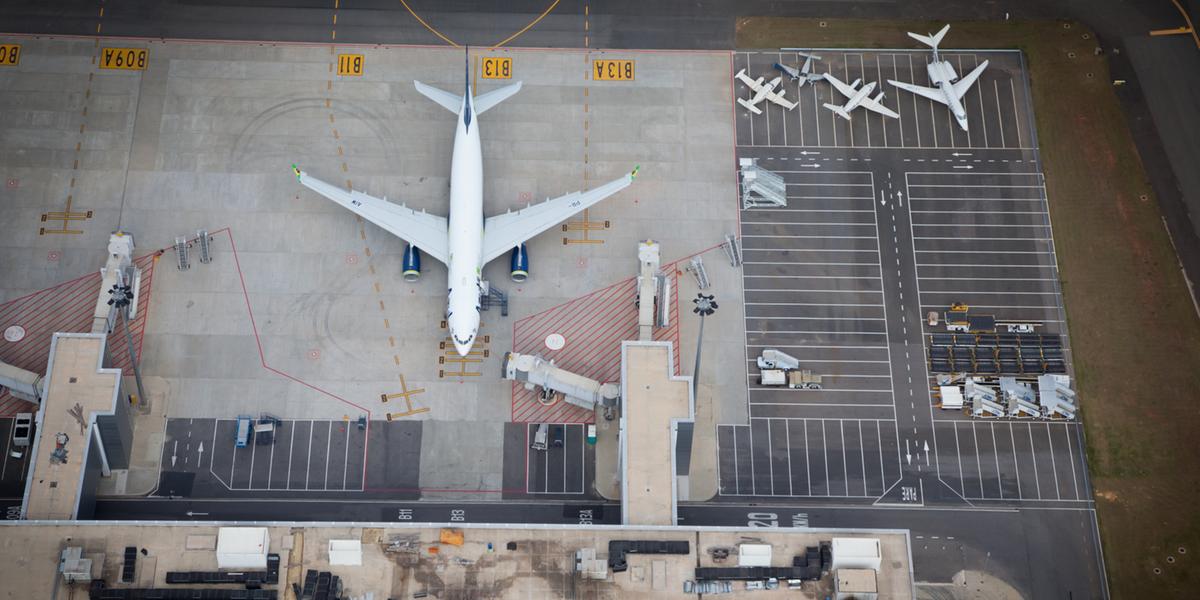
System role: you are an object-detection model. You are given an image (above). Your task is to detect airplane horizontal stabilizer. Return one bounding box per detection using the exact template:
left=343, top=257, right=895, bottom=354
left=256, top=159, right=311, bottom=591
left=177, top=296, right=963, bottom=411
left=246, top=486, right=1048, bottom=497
left=474, top=81, right=523, bottom=115
left=908, top=24, right=950, bottom=50
left=414, top=80, right=462, bottom=114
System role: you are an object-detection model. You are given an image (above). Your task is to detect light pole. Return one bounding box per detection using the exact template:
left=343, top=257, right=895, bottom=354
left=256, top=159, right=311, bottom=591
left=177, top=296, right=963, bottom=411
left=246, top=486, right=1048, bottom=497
left=108, top=283, right=148, bottom=410
left=692, top=293, right=718, bottom=400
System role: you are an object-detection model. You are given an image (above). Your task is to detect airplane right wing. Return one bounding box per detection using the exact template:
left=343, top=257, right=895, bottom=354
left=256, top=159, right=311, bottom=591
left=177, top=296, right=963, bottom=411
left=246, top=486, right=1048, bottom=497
left=859, top=96, right=901, bottom=119
left=480, top=168, right=637, bottom=265
left=887, top=80, right=948, bottom=106
left=293, top=166, right=450, bottom=265
left=765, top=91, right=797, bottom=110
left=822, top=73, right=859, bottom=99
left=951, top=61, right=989, bottom=100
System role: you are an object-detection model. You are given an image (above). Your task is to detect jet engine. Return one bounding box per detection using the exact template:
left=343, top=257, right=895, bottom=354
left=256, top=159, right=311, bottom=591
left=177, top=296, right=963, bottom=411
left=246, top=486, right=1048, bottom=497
left=509, top=244, right=529, bottom=283
left=402, top=244, right=422, bottom=282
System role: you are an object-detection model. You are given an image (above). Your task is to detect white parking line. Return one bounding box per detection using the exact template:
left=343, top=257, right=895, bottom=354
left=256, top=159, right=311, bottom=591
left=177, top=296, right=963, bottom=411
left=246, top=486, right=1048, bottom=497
left=1009, top=423, right=1023, bottom=499
left=1065, top=423, right=1080, bottom=500
left=286, top=422, right=296, bottom=490
left=822, top=421, right=831, bottom=496
left=1027, top=423, right=1041, bottom=499
left=972, top=422, right=985, bottom=498
left=1047, top=422, right=1060, bottom=500
left=954, top=422, right=965, bottom=497
left=342, top=423, right=350, bottom=490
left=305, top=420, right=314, bottom=490
left=767, top=420, right=776, bottom=495
left=990, top=422, right=1003, bottom=500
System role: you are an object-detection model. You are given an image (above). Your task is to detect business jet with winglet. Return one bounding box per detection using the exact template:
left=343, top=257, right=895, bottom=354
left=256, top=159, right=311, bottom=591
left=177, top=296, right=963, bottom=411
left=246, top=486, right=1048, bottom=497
left=886, top=24, right=988, bottom=131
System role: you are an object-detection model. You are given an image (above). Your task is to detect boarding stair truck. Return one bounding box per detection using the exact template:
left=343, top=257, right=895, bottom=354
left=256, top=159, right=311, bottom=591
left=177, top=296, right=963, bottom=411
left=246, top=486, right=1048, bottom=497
left=757, top=349, right=800, bottom=371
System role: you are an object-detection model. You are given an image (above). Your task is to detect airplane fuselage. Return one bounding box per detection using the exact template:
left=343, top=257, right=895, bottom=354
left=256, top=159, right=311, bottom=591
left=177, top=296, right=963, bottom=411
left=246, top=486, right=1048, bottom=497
left=446, top=93, right=484, bottom=356
left=844, top=81, right=876, bottom=112
left=926, top=60, right=970, bottom=131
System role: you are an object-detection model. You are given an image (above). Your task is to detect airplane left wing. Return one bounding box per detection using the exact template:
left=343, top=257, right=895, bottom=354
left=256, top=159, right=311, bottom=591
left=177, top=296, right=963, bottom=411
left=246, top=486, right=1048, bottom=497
left=887, top=79, right=947, bottom=105
left=859, top=96, right=901, bottom=119
left=951, top=61, right=989, bottom=100
left=823, top=73, right=859, bottom=99
left=293, top=166, right=450, bottom=264
left=480, top=167, right=637, bottom=265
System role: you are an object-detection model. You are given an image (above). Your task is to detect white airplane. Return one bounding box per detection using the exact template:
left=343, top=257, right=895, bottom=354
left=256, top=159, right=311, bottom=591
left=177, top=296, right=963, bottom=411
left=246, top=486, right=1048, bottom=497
left=886, top=24, right=988, bottom=131
left=821, top=72, right=900, bottom=121
left=293, top=54, right=637, bottom=357
left=734, top=69, right=797, bottom=114
left=773, top=52, right=825, bottom=86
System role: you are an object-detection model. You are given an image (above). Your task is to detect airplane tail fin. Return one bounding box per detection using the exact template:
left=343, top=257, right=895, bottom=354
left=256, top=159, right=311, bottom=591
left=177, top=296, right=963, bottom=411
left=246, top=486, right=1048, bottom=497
left=823, top=103, right=852, bottom=121
left=908, top=24, right=950, bottom=51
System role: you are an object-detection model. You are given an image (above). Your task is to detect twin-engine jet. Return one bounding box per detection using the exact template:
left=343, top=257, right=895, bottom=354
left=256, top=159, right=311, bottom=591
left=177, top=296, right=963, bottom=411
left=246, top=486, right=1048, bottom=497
left=820, top=72, right=900, bottom=121
left=734, top=69, right=797, bottom=114
left=293, top=53, right=637, bottom=356
left=773, top=51, right=825, bottom=86
left=887, top=24, right=989, bottom=131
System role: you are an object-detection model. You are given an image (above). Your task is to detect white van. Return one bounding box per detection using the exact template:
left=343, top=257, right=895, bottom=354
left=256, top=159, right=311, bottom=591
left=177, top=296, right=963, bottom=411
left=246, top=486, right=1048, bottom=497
left=531, top=423, right=548, bottom=451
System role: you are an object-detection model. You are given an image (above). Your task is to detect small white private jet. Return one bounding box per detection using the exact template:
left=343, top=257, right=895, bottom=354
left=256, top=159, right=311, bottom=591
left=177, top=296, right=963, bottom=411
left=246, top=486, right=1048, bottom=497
left=773, top=51, right=825, bottom=86
left=734, top=69, right=797, bottom=114
left=821, top=72, right=900, bottom=121
left=886, top=24, right=988, bottom=131
left=293, top=52, right=637, bottom=357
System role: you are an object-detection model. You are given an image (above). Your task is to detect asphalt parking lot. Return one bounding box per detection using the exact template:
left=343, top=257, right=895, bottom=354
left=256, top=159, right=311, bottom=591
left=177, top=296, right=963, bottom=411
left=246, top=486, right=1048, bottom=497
left=0, top=418, right=32, bottom=499
left=523, top=423, right=590, bottom=495
left=156, top=418, right=422, bottom=498
left=723, top=48, right=1086, bottom=511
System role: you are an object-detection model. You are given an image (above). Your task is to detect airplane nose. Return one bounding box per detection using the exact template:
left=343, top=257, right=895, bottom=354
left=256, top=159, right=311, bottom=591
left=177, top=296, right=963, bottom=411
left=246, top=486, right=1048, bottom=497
left=453, top=340, right=472, bottom=357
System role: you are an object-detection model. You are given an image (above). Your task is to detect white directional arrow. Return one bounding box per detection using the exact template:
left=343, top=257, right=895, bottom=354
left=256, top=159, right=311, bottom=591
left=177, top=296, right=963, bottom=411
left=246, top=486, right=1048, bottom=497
left=952, top=165, right=974, bottom=170
left=896, top=190, right=904, bottom=207
left=197, top=442, right=205, bottom=466
left=924, top=441, right=930, bottom=465
left=951, top=152, right=973, bottom=157
left=905, top=439, right=912, bottom=465
left=185, top=511, right=209, bottom=517
left=801, top=163, right=821, bottom=169
left=799, top=150, right=821, bottom=156
left=171, top=441, right=178, bottom=467
left=880, top=189, right=887, bottom=206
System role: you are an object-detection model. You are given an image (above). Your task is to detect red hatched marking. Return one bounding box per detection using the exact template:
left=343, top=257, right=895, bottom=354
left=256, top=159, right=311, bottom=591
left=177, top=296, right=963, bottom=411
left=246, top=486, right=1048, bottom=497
left=510, top=270, right=681, bottom=424
left=0, top=253, right=157, bottom=416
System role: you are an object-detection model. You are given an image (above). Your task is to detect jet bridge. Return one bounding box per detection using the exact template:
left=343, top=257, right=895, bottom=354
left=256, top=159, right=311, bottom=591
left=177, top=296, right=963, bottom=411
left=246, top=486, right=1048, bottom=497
left=502, top=352, right=620, bottom=412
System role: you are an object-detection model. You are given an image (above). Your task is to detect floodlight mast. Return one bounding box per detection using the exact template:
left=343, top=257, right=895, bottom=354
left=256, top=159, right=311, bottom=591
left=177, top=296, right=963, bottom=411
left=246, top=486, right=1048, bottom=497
left=108, top=283, right=147, bottom=410
left=691, top=293, right=718, bottom=400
